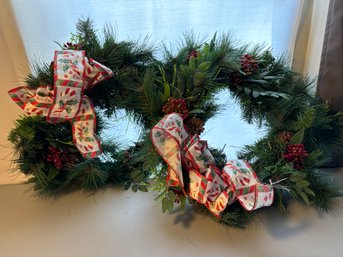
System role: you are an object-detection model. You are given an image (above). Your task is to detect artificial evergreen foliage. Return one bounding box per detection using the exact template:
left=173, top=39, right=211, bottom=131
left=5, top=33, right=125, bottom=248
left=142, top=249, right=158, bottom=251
left=7, top=18, right=343, bottom=228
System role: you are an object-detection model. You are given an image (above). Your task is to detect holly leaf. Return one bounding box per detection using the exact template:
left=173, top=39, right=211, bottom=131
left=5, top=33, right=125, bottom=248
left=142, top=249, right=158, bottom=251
left=47, top=167, right=59, bottom=181
left=180, top=195, right=187, bottom=209
left=198, top=61, right=211, bottom=72
left=189, top=56, right=196, bottom=71
left=167, top=199, right=174, bottom=211
left=252, top=91, right=260, bottom=98
left=296, top=180, right=310, bottom=188
left=159, top=92, right=166, bottom=102
left=289, top=128, right=305, bottom=144
left=244, top=88, right=252, bottom=95
left=138, top=185, right=148, bottom=192
left=289, top=172, right=306, bottom=182
left=124, top=182, right=131, bottom=190
left=203, top=43, right=210, bottom=55
left=167, top=190, right=176, bottom=202
left=303, top=187, right=315, bottom=197
left=164, top=82, right=170, bottom=99
left=263, top=76, right=278, bottom=80
left=130, top=170, right=142, bottom=180
left=247, top=79, right=269, bottom=85
left=131, top=184, right=138, bottom=192
left=189, top=109, right=205, bottom=114
left=297, top=189, right=310, bottom=206
left=257, top=71, right=270, bottom=79
left=193, top=72, right=206, bottom=87
left=162, top=197, right=168, bottom=213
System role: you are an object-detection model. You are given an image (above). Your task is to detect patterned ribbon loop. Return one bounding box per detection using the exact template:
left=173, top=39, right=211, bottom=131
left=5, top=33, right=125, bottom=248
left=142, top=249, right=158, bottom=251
left=151, top=113, right=274, bottom=217
left=8, top=50, right=114, bottom=158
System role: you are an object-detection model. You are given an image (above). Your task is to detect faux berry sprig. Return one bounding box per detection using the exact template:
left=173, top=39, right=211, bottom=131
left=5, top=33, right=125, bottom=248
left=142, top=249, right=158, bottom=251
left=241, top=54, right=259, bottom=75
left=283, top=144, right=309, bottom=170
left=63, top=42, right=82, bottom=50
left=46, top=146, right=77, bottom=170
left=186, top=50, right=198, bottom=62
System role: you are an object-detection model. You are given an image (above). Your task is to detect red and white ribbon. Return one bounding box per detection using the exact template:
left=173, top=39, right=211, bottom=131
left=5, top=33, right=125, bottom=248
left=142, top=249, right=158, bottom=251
left=8, top=50, right=114, bottom=158
left=151, top=113, right=274, bottom=216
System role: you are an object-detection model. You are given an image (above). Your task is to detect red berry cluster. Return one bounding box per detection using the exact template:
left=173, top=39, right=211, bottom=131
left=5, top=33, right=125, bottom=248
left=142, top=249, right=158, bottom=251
left=46, top=146, right=76, bottom=170
left=63, top=42, right=82, bottom=50
left=241, top=54, right=259, bottom=75
left=162, top=97, right=189, bottom=118
left=282, top=144, right=308, bottom=170
left=186, top=50, right=198, bottom=61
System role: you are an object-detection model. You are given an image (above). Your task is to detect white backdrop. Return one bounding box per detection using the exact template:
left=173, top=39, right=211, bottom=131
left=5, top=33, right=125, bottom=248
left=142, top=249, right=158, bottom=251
left=11, top=0, right=302, bottom=158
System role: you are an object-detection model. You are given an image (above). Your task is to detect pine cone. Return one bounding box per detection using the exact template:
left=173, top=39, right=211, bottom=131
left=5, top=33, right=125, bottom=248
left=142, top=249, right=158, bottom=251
left=185, top=116, right=205, bottom=135
left=229, top=72, right=242, bottom=86
left=278, top=131, right=293, bottom=144
left=162, top=97, right=189, bottom=117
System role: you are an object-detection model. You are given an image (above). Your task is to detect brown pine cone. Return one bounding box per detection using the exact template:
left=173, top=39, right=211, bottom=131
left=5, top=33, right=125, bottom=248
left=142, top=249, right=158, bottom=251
left=278, top=131, right=293, bottom=144
left=162, top=97, right=189, bottom=117
left=185, top=116, right=205, bottom=135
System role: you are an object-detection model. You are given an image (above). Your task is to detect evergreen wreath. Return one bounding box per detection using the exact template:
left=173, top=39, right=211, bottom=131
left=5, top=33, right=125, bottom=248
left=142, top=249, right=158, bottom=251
left=8, top=18, right=343, bottom=228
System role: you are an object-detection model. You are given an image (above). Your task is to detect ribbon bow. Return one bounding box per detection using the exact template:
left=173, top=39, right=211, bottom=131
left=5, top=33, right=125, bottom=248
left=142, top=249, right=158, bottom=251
left=151, top=113, right=274, bottom=216
left=8, top=50, right=114, bottom=158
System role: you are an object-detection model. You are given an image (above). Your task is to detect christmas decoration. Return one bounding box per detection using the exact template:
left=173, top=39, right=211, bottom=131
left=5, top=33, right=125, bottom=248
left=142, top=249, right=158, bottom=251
left=278, top=131, right=293, bottom=144
left=151, top=113, right=273, bottom=216
left=46, top=146, right=77, bottom=170
left=186, top=50, right=199, bottom=61
left=283, top=144, right=309, bottom=170
left=8, top=19, right=154, bottom=194
left=162, top=97, right=189, bottom=117
left=9, top=50, right=114, bottom=158
left=7, top=18, right=343, bottom=228
left=185, top=116, right=205, bottom=135
left=240, top=54, right=259, bottom=75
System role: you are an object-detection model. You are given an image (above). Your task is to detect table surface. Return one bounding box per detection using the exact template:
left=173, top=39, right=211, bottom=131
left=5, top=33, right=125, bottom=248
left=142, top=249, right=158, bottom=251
left=1, top=169, right=343, bottom=257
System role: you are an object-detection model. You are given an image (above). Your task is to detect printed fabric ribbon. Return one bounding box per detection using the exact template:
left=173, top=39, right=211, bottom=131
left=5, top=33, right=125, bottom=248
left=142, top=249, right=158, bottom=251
left=8, top=50, right=114, bottom=158
left=151, top=113, right=274, bottom=216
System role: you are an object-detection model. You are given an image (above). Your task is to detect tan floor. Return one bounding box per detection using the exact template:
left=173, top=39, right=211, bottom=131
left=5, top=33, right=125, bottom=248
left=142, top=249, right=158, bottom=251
left=1, top=176, right=343, bottom=257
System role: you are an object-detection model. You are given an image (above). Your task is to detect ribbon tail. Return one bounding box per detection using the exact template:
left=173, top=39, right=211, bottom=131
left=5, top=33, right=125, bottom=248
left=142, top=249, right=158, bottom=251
left=150, top=114, right=190, bottom=188
left=223, top=160, right=274, bottom=211
left=151, top=113, right=274, bottom=217
left=71, top=96, right=102, bottom=158
left=8, top=86, right=32, bottom=110
left=8, top=86, right=52, bottom=116
left=85, top=58, right=114, bottom=87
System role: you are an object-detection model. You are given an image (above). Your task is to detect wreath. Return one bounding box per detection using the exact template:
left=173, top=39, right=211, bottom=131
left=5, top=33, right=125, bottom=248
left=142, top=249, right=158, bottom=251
left=8, top=18, right=343, bottom=228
